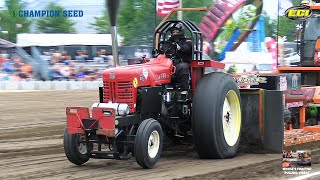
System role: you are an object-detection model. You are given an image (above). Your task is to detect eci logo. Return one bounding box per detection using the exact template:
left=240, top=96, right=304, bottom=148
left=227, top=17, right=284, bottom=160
left=285, top=6, right=312, bottom=20
left=11, top=10, right=84, bottom=17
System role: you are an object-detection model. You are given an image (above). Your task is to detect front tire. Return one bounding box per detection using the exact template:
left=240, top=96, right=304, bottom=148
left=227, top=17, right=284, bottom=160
left=63, top=128, right=90, bottom=165
left=134, top=119, right=163, bottom=169
left=192, top=72, right=242, bottom=159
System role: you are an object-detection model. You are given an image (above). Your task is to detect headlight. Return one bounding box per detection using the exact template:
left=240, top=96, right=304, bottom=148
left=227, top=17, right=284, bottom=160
left=117, top=103, right=130, bottom=116
left=91, top=102, right=130, bottom=116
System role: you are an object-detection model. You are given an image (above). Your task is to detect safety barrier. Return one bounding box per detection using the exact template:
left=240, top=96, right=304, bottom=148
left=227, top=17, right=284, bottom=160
left=0, top=81, right=103, bottom=91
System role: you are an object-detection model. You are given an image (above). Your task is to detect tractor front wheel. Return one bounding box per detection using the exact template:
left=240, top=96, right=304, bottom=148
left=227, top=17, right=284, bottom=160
left=63, top=128, right=90, bottom=165
left=134, top=119, right=163, bottom=169
left=192, top=72, right=242, bottom=159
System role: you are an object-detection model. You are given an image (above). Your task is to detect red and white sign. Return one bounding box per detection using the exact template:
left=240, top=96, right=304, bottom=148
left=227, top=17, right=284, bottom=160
left=157, top=0, right=180, bottom=17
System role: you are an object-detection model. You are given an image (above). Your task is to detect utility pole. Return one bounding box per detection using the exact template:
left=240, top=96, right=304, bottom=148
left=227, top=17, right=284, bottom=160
left=177, top=0, right=183, bottom=20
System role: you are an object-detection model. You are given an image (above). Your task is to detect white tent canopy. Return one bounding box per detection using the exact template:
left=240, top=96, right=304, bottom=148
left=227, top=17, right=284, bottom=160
left=222, top=51, right=273, bottom=64
left=16, top=34, right=118, bottom=47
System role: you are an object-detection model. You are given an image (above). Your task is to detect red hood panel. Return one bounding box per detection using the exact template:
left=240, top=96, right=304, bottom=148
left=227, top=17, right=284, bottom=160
left=103, top=55, right=173, bottom=87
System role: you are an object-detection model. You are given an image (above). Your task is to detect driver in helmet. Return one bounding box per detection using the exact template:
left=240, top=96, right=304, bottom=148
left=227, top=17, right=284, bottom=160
left=168, top=23, right=192, bottom=91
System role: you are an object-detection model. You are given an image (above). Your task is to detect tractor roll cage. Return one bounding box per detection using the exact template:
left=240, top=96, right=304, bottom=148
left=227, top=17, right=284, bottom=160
left=154, top=20, right=203, bottom=60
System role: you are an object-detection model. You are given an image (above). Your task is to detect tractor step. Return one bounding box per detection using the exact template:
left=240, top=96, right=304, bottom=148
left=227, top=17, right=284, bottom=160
left=90, top=151, right=132, bottom=160
left=90, top=151, right=116, bottom=159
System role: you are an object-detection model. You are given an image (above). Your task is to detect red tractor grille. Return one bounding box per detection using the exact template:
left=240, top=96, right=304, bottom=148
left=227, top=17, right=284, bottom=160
left=103, top=81, right=136, bottom=112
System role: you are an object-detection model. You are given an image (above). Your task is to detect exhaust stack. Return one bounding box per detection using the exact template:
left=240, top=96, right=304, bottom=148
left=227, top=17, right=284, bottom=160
left=106, top=0, right=120, bottom=67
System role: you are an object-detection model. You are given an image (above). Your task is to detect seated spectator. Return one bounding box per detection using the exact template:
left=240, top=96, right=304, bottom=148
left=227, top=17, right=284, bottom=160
left=143, top=49, right=151, bottom=59
left=93, top=51, right=104, bottom=63
left=82, top=51, right=89, bottom=61
left=60, top=51, right=71, bottom=64
left=2, top=58, right=14, bottom=74
left=68, top=64, right=76, bottom=81
left=41, top=52, right=52, bottom=64
left=75, top=50, right=85, bottom=62
left=75, top=66, right=86, bottom=81
left=83, top=68, right=97, bottom=81
left=13, top=56, right=23, bottom=73
left=21, top=62, right=33, bottom=75
left=48, top=65, right=67, bottom=81
left=0, top=50, right=9, bottom=60
left=100, top=49, right=109, bottom=62
left=134, top=49, right=142, bottom=58
left=59, top=62, right=71, bottom=79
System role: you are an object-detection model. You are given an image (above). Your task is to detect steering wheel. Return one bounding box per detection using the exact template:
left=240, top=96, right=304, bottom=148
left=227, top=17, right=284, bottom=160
left=158, top=41, right=177, bottom=57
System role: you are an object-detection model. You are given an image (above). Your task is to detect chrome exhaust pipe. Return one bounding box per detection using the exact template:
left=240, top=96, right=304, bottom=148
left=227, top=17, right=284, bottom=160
left=107, top=0, right=120, bottom=67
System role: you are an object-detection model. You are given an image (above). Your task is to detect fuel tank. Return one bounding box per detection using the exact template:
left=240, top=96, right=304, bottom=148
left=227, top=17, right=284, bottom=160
left=103, top=54, right=173, bottom=87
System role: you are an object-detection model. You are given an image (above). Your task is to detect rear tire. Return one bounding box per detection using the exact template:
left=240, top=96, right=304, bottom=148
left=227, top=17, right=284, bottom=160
left=192, top=73, right=241, bottom=159
left=134, top=119, right=163, bottom=169
left=63, top=128, right=90, bottom=165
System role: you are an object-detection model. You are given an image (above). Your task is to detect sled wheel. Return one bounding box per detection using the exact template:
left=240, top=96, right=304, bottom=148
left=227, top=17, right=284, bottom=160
left=192, top=72, right=241, bottom=158
left=63, top=128, right=90, bottom=165
left=134, top=119, right=163, bottom=169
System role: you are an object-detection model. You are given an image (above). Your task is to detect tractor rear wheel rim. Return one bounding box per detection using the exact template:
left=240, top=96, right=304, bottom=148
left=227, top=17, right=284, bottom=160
left=222, top=90, right=241, bottom=147
left=148, top=130, right=160, bottom=158
left=77, top=135, right=87, bottom=155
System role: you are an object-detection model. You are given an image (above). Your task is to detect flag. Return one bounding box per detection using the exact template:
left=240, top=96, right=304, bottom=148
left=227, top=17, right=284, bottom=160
left=278, top=0, right=293, bottom=16
left=157, top=0, right=180, bottom=17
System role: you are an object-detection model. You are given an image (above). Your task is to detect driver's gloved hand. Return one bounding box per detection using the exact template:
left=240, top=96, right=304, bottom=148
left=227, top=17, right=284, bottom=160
left=176, top=43, right=181, bottom=51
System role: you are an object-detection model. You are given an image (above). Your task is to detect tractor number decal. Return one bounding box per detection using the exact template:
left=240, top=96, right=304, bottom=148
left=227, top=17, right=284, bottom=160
left=133, top=78, right=138, bottom=88
left=142, top=68, right=149, bottom=80
left=285, top=6, right=312, bottom=20
left=233, top=75, right=267, bottom=85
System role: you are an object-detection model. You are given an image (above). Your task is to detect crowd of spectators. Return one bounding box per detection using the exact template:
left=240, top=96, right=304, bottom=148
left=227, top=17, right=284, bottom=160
left=0, top=50, right=33, bottom=81
left=41, top=49, right=115, bottom=81
left=0, top=47, right=152, bottom=81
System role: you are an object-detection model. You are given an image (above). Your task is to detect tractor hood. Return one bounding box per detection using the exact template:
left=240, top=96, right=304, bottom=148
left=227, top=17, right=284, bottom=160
left=103, top=55, right=173, bottom=87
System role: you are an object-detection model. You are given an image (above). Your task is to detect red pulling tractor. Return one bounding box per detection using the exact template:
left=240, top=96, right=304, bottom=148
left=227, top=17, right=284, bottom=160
left=63, top=0, right=283, bottom=169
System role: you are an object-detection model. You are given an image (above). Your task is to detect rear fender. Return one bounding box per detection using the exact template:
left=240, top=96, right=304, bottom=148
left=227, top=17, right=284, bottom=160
left=240, top=89, right=284, bottom=153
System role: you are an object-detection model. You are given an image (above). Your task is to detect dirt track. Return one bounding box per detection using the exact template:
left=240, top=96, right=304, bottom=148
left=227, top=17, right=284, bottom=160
left=0, top=90, right=319, bottom=180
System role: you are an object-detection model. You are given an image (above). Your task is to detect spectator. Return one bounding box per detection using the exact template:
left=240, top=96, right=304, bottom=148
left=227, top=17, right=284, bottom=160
left=142, top=49, right=151, bottom=59
left=106, top=51, right=114, bottom=67
left=100, top=49, right=110, bottom=63
left=60, top=51, right=71, bottom=64
left=2, top=58, right=14, bottom=74
left=93, top=51, right=103, bottom=63
left=59, top=62, right=71, bottom=79
left=82, top=51, right=89, bottom=61
left=75, top=66, right=86, bottom=81
left=75, top=50, right=85, bottom=62
left=48, top=65, right=65, bottom=81
left=134, top=48, right=143, bottom=58
left=41, top=52, right=51, bottom=63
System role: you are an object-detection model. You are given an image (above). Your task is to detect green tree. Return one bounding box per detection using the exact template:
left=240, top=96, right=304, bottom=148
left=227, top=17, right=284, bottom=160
left=276, top=0, right=302, bottom=41
left=89, top=9, right=110, bottom=34
left=0, top=0, right=31, bottom=42
left=116, top=0, right=213, bottom=45
left=118, top=0, right=149, bottom=45
left=181, top=0, right=213, bottom=25
left=35, top=2, right=75, bottom=33
left=263, top=11, right=277, bottom=38
left=278, top=16, right=299, bottom=41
